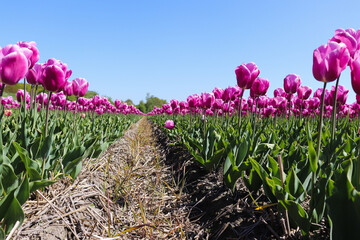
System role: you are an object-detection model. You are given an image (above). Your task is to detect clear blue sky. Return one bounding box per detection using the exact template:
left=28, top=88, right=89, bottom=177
left=1, top=0, right=360, bottom=105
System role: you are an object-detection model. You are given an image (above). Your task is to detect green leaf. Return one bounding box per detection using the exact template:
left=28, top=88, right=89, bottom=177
left=29, top=180, right=56, bottom=193
left=12, top=141, right=41, bottom=181
left=0, top=164, right=18, bottom=195
left=308, top=139, right=317, bottom=173
left=0, top=191, right=25, bottom=234
left=15, top=175, right=30, bottom=206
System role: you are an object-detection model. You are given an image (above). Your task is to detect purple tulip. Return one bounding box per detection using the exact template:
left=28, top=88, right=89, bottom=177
left=250, top=77, right=270, bottom=98
left=17, top=41, right=40, bottom=68
left=274, top=88, right=286, bottom=98
left=36, top=92, right=48, bottom=105
left=42, top=58, right=72, bottom=92
left=164, top=120, right=175, bottom=129
left=201, top=92, right=215, bottom=109
left=284, top=74, right=301, bottom=94
left=114, top=99, right=121, bottom=109
left=63, top=81, right=74, bottom=96
left=329, top=85, right=349, bottom=105
left=297, top=86, right=312, bottom=100
left=213, top=87, right=224, bottom=99
left=330, top=28, right=360, bottom=59
left=26, top=63, right=44, bottom=85
left=187, top=94, right=200, bottom=108
left=313, top=41, right=350, bottom=83
left=235, top=62, right=260, bottom=89
left=72, top=78, right=89, bottom=97
left=263, top=106, right=277, bottom=117
left=16, top=89, right=30, bottom=103
left=0, top=44, right=30, bottom=85
left=170, top=99, right=179, bottom=109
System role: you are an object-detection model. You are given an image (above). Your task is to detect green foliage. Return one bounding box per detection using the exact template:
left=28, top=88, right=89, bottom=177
left=0, top=108, right=138, bottom=235
left=150, top=113, right=360, bottom=238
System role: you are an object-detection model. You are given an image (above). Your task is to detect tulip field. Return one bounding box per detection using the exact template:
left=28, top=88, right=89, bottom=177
left=1, top=29, right=360, bottom=239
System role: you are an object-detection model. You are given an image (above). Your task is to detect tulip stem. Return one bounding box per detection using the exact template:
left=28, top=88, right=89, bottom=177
left=44, top=92, right=52, bottom=137
left=331, top=76, right=340, bottom=143
left=238, top=90, right=244, bottom=129
left=0, top=84, right=6, bottom=123
left=316, top=82, right=327, bottom=159
left=287, top=93, right=292, bottom=119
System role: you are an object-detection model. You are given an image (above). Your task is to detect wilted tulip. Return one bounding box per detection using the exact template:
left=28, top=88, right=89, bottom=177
left=313, top=42, right=350, bottom=83
left=235, top=62, right=260, bottom=89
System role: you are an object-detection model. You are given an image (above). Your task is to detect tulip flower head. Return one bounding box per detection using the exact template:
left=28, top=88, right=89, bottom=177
left=330, top=28, right=360, bottom=59
left=17, top=41, right=40, bottom=68
left=4, top=110, right=12, bottom=116
left=297, top=86, right=312, bottom=100
left=313, top=42, right=350, bottom=83
left=72, top=78, right=89, bottom=97
left=0, top=44, right=31, bottom=85
left=284, top=74, right=301, bottom=94
left=235, top=62, right=260, bottom=89
left=250, top=77, right=270, bottom=98
left=164, top=120, right=175, bottom=130
left=63, top=81, right=74, bottom=96
left=42, top=58, right=72, bottom=92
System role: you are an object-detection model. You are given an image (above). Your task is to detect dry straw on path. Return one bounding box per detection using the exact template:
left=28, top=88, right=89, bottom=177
left=14, top=117, right=191, bottom=239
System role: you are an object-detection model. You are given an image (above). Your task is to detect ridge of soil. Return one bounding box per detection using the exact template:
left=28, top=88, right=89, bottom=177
left=11, top=117, right=330, bottom=239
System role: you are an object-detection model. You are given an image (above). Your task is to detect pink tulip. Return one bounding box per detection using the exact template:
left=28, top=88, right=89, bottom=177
left=284, top=74, right=301, bottom=94
left=72, top=78, right=89, bottom=97
left=17, top=41, right=40, bottom=68
left=213, top=87, right=224, bottom=99
left=16, top=89, right=30, bottom=103
left=250, top=77, right=270, bottom=98
left=63, top=81, right=73, bottom=96
left=274, top=88, right=286, bottom=98
left=0, top=44, right=30, bottom=85
left=313, top=41, right=350, bottom=83
left=187, top=94, right=200, bottom=108
left=201, top=92, right=215, bottom=109
left=330, top=28, right=360, bottom=59
left=235, top=62, right=260, bottom=89
left=297, top=86, right=312, bottom=100
left=42, top=58, right=71, bottom=92
left=170, top=99, right=179, bottom=109
left=329, top=85, right=349, bottom=105
left=26, top=63, right=44, bottom=85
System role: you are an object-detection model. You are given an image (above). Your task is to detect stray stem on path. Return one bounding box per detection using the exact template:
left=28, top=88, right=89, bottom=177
left=331, top=76, right=340, bottom=142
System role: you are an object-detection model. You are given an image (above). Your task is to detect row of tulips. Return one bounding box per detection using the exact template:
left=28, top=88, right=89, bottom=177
left=152, top=28, right=360, bottom=239
left=0, top=40, right=143, bottom=238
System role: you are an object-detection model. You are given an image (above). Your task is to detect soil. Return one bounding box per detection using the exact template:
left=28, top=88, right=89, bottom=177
left=10, top=117, right=330, bottom=240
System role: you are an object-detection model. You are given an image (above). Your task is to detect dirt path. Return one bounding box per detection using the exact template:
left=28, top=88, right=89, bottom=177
left=14, top=117, right=192, bottom=239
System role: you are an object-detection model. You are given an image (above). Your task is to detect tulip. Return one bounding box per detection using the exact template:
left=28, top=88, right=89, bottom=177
left=235, top=62, right=260, bottom=89
left=42, top=58, right=72, bottom=93
left=0, top=44, right=30, bottom=85
left=313, top=42, right=350, bottom=83
left=297, top=86, right=312, bottom=100
left=284, top=74, right=301, bottom=94
left=250, top=77, right=270, bottom=98
left=164, top=120, right=175, bottom=129
left=63, top=81, right=74, bottom=96
left=16, top=89, right=30, bottom=103
left=72, top=78, right=89, bottom=97
left=213, top=87, right=224, bottom=99
left=274, top=88, right=286, bottom=98
left=201, top=92, right=215, bottom=109
left=4, top=110, right=12, bottom=116
left=17, top=41, right=39, bottom=68
left=330, top=28, right=360, bottom=59
left=170, top=99, right=179, bottom=109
